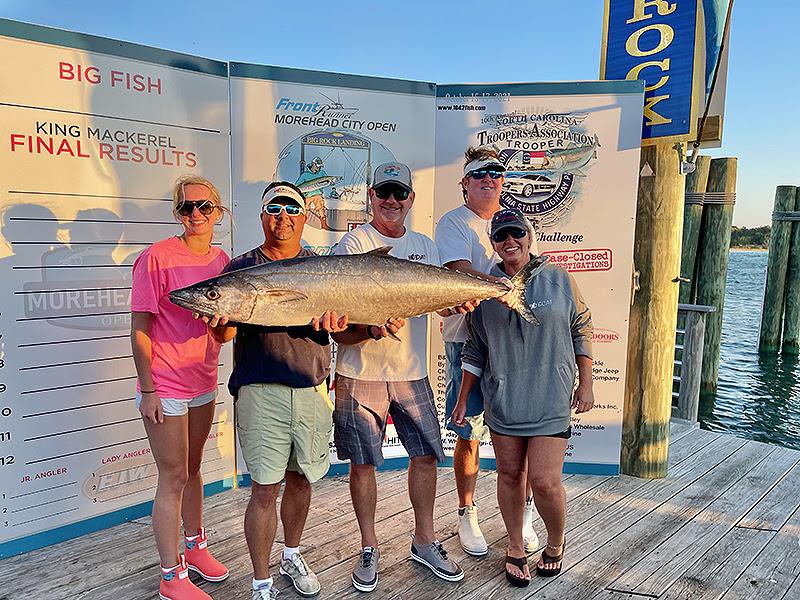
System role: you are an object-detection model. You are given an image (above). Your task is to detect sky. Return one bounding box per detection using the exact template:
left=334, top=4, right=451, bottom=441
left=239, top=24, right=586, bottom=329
left=0, top=0, right=794, bottom=228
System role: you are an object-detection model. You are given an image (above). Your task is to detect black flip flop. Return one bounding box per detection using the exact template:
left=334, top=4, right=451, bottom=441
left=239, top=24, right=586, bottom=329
left=536, top=539, right=566, bottom=577
left=505, top=554, right=530, bottom=587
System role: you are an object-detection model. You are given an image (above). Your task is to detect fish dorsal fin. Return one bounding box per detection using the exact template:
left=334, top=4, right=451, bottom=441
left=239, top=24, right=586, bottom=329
left=365, top=246, right=393, bottom=255
left=259, top=289, right=308, bottom=304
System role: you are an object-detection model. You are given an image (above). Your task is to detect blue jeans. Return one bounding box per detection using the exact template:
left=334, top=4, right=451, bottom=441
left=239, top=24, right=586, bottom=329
left=444, top=342, right=489, bottom=442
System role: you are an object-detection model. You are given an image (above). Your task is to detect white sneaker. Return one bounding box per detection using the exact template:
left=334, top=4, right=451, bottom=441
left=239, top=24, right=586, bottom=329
left=522, top=498, right=540, bottom=552
left=458, top=505, right=488, bottom=556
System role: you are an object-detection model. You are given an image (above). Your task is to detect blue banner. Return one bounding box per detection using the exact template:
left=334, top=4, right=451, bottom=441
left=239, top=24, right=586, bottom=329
left=601, top=0, right=704, bottom=143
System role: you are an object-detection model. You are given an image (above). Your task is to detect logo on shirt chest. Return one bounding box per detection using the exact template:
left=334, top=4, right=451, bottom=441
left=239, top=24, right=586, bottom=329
left=407, top=253, right=426, bottom=262
left=530, top=298, right=553, bottom=309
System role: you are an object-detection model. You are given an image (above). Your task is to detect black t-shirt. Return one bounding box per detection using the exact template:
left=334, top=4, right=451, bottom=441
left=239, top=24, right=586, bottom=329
left=224, top=247, right=331, bottom=397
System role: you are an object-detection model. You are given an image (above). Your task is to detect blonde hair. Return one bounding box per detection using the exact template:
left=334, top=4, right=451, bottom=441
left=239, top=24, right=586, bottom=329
left=171, top=174, right=231, bottom=220
left=463, top=146, right=501, bottom=169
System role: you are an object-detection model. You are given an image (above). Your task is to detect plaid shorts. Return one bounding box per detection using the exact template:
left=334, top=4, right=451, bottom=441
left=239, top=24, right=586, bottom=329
left=333, top=375, right=445, bottom=467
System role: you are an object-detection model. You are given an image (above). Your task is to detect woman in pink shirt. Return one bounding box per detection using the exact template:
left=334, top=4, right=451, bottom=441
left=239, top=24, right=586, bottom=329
left=131, top=175, right=234, bottom=600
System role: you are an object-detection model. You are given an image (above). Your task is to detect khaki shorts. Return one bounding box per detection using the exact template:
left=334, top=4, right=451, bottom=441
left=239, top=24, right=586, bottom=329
left=236, top=382, right=333, bottom=485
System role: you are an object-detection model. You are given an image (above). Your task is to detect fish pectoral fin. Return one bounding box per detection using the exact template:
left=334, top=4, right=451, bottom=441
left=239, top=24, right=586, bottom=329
left=365, top=246, right=393, bottom=255
left=259, top=289, right=309, bottom=304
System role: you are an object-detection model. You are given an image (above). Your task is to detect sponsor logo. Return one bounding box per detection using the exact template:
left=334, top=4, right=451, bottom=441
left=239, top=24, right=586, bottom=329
left=476, top=109, right=600, bottom=228
left=592, top=328, right=621, bottom=344
left=542, top=248, right=613, bottom=272
left=407, top=253, right=426, bottom=261
left=530, top=298, right=553, bottom=309
left=275, top=92, right=359, bottom=119
left=383, top=165, right=401, bottom=177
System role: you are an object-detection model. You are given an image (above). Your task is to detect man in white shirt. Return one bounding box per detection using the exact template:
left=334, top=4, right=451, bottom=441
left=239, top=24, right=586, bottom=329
left=435, top=147, right=540, bottom=557
left=332, top=162, right=464, bottom=593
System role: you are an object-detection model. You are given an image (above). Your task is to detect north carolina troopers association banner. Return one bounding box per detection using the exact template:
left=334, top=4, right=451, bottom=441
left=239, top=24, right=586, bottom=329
left=228, top=64, right=436, bottom=471
left=434, top=81, right=644, bottom=475
left=0, top=20, right=234, bottom=557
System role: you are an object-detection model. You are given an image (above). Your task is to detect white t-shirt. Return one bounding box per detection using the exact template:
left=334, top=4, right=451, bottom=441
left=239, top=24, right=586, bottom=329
left=334, top=223, right=439, bottom=382
left=435, top=203, right=538, bottom=342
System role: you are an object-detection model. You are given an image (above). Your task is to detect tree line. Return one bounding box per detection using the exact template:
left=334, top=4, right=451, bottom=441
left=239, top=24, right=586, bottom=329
left=730, top=225, right=769, bottom=249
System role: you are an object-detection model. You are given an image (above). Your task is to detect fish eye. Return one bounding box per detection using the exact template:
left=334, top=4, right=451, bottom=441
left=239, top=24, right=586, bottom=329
left=205, top=288, right=220, bottom=301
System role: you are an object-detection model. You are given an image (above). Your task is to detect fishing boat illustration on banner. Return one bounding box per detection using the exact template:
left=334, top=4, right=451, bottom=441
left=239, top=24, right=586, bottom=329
left=275, top=129, right=399, bottom=231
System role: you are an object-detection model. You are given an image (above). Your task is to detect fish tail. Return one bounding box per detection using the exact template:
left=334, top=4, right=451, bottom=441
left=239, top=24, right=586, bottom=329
left=505, top=255, right=549, bottom=325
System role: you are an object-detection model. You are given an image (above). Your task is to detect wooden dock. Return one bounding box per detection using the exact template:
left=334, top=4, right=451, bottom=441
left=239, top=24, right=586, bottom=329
left=3, top=420, right=800, bottom=600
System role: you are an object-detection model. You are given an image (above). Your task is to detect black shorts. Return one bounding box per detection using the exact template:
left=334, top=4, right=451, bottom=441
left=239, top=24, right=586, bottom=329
left=490, top=426, right=571, bottom=440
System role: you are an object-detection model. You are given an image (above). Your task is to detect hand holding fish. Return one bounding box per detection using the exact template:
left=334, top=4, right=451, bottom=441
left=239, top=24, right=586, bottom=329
left=311, top=310, right=350, bottom=333
left=495, top=277, right=516, bottom=309
left=438, top=299, right=481, bottom=317
left=369, top=317, right=406, bottom=339
left=193, top=312, right=229, bottom=328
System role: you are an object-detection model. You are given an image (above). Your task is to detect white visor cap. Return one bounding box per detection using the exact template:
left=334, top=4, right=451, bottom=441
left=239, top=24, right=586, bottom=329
left=463, top=158, right=506, bottom=176
left=261, top=185, right=306, bottom=210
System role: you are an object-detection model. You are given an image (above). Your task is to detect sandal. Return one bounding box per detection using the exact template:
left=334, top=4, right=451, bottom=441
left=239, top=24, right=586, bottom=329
left=505, top=554, right=530, bottom=587
left=536, top=539, right=565, bottom=577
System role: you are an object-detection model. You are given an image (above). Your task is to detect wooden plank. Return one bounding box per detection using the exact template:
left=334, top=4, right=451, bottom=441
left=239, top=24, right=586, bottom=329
left=458, top=437, right=767, bottom=600
left=739, top=458, right=800, bottom=531
left=608, top=445, right=799, bottom=595
left=418, top=433, right=748, bottom=600
left=330, top=474, right=612, bottom=600
left=661, top=526, right=775, bottom=600
left=718, top=505, right=800, bottom=600
left=670, top=417, right=701, bottom=442
left=82, top=467, right=478, bottom=600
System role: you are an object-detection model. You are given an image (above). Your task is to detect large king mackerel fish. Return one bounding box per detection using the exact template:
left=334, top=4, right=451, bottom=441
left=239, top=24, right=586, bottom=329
left=169, top=247, right=548, bottom=327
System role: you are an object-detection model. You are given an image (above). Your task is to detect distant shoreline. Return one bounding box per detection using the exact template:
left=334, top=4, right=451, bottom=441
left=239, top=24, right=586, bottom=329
left=731, top=247, right=767, bottom=252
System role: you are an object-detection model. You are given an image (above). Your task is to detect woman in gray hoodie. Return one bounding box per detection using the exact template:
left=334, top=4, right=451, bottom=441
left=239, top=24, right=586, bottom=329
left=451, top=207, right=594, bottom=587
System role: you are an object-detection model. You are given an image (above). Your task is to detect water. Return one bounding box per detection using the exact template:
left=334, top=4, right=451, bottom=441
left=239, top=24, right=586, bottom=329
left=698, top=250, right=800, bottom=449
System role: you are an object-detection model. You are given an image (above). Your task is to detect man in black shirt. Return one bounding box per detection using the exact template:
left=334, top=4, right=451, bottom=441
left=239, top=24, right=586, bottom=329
left=219, top=181, right=348, bottom=600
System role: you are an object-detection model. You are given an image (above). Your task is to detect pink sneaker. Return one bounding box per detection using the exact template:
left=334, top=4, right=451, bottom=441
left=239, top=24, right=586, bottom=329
left=184, top=527, right=229, bottom=582
left=159, top=555, right=212, bottom=600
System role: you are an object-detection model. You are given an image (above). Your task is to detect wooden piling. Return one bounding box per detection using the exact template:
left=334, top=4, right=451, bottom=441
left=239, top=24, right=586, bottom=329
left=621, top=143, right=685, bottom=479
left=758, top=186, right=797, bottom=353
left=781, top=188, right=800, bottom=353
left=679, top=156, right=711, bottom=304
left=696, top=157, right=737, bottom=394
left=674, top=305, right=714, bottom=422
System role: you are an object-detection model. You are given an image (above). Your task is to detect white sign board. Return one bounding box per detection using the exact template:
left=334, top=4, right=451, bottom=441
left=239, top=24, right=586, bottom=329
left=0, top=20, right=235, bottom=557
left=228, top=64, right=437, bottom=472
left=434, top=81, right=643, bottom=475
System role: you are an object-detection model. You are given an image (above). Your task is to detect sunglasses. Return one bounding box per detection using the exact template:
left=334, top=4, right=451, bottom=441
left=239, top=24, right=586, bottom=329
left=263, top=203, right=305, bottom=216
left=491, top=227, right=527, bottom=244
left=374, top=185, right=410, bottom=201
left=468, top=169, right=504, bottom=180
left=176, top=200, right=218, bottom=216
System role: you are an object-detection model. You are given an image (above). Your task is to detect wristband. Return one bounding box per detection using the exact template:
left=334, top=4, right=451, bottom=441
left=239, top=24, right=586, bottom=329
left=367, top=326, right=382, bottom=340
left=140, top=389, right=156, bottom=394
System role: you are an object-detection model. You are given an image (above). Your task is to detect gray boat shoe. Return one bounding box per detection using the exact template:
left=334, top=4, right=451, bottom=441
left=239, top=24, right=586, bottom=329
left=410, top=539, right=464, bottom=582
left=351, top=546, right=380, bottom=592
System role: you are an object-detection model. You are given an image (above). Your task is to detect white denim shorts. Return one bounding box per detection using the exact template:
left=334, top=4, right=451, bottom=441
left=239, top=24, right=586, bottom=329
left=135, top=390, right=217, bottom=417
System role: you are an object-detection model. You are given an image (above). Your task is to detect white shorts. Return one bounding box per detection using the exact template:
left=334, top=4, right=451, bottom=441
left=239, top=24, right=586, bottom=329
left=135, top=390, right=217, bottom=417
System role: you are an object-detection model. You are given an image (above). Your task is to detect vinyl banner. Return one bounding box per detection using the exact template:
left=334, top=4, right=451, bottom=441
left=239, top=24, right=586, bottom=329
left=0, top=20, right=235, bottom=557
left=228, top=64, right=436, bottom=470
left=434, top=81, right=644, bottom=475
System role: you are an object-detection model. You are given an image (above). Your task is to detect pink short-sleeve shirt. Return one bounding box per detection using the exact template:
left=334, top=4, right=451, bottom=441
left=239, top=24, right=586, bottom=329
left=131, top=236, right=229, bottom=399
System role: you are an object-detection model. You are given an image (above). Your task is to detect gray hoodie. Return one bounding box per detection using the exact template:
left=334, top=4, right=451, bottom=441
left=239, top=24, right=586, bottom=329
left=462, top=259, right=593, bottom=437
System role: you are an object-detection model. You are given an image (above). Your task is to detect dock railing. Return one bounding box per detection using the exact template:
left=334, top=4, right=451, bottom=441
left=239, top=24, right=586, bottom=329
left=672, top=303, right=717, bottom=421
